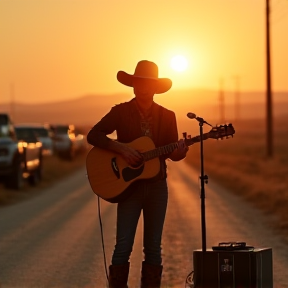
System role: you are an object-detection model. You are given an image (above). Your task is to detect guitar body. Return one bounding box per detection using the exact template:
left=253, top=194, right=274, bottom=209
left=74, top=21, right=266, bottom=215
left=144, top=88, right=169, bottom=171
left=86, top=136, right=160, bottom=203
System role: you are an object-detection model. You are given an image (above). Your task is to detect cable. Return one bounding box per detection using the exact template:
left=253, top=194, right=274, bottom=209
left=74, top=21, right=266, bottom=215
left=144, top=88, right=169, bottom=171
left=185, top=270, right=194, bottom=288
left=97, top=195, right=109, bottom=282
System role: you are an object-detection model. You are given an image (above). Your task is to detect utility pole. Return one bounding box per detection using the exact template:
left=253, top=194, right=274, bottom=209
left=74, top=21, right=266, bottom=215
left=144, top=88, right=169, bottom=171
left=219, top=78, right=225, bottom=123
left=266, top=0, right=273, bottom=157
left=233, top=75, right=240, bottom=123
left=10, top=83, right=15, bottom=122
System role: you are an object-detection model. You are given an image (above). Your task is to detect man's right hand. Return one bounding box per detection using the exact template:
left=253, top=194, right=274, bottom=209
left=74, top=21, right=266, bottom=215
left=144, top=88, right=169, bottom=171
left=119, top=144, right=144, bottom=167
left=107, top=140, right=143, bottom=167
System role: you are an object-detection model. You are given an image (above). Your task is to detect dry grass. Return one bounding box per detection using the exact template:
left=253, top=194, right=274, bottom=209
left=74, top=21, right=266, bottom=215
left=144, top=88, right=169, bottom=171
left=0, top=151, right=88, bottom=206
left=185, top=117, right=288, bottom=239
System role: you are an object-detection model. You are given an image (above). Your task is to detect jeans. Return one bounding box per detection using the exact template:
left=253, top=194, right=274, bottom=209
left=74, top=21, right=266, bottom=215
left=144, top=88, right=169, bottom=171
left=111, top=179, right=168, bottom=266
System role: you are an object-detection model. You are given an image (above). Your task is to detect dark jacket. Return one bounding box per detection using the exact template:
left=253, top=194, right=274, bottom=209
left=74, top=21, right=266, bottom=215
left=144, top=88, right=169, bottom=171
left=87, top=99, right=179, bottom=179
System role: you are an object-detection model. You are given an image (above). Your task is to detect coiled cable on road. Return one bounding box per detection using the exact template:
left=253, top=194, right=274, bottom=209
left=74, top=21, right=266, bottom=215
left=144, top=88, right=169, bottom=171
left=185, top=270, right=194, bottom=288
left=98, top=196, right=109, bottom=283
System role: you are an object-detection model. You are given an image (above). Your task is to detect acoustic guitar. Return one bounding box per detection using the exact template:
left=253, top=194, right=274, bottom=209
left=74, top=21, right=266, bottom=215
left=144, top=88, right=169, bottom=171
left=86, top=124, right=235, bottom=203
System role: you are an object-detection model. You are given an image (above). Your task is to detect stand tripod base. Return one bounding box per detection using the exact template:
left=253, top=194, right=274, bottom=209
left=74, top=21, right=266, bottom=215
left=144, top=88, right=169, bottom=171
left=193, top=248, right=273, bottom=288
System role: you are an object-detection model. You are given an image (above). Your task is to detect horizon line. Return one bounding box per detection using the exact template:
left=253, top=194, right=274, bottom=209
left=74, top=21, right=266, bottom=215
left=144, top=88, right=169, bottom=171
left=1, top=88, right=288, bottom=105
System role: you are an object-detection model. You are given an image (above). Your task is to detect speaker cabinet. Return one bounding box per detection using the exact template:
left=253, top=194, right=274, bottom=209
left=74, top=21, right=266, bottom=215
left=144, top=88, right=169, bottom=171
left=193, top=248, right=273, bottom=288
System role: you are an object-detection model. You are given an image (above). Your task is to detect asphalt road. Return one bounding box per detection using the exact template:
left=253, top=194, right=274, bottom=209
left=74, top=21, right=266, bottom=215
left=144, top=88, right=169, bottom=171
left=0, top=160, right=287, bottom=288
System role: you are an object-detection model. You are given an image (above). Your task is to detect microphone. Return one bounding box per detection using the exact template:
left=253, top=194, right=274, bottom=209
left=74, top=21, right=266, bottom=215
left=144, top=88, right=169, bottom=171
left=187, top=112, right=196, bottom=119
left=187, top=112, right=212, bottom=126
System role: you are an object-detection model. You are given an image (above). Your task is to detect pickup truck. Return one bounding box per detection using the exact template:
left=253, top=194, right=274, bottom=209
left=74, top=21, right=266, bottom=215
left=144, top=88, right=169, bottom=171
left=0, top=113, right=43, bottom=189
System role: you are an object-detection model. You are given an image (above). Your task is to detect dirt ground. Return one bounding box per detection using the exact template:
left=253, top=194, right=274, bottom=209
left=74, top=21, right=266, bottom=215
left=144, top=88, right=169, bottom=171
left=1, top=160, right=287, bottom=287
left=0, top=151, right=87, bottom=206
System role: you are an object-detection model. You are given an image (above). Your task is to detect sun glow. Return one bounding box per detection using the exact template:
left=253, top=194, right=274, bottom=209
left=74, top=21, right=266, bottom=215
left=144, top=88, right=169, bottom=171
left=170, top=55, right=188, bottom=72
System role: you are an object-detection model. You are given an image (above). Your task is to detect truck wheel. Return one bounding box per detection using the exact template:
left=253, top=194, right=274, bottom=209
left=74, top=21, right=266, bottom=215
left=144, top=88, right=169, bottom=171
left=6, top=161, right=24, bottom=190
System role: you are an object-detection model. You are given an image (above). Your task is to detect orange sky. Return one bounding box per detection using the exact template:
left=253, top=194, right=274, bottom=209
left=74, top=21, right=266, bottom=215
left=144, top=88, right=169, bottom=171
left=0, top=0, right=287, bottom=104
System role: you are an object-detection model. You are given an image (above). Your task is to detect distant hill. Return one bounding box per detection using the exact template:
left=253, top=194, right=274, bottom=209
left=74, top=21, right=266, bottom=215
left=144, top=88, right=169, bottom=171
left=0, top=93, right=131, bottom=127
left=0, top=90, right=287, bottom=128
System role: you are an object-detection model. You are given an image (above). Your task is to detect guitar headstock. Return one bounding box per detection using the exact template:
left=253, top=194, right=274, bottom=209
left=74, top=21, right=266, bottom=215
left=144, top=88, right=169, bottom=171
left=208, top=123, right=235, bottom=140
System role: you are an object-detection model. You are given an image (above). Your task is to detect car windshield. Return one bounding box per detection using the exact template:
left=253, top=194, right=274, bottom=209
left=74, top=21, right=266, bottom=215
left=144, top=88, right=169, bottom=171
left=15, top=128, right=37, bottom=142
left=53, top=126, right=69, bottom=135
left=0, top=114, right=15, bottom=139
left=0, top=114, right=9, bottom=125
left=33, top=127, right=49, bottom=137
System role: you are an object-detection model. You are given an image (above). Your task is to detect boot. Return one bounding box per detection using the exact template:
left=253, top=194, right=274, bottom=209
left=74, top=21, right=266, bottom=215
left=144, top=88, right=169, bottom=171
left=141, top=261, right=163, bottom=288
left=108, top=263, right=130, bottom=288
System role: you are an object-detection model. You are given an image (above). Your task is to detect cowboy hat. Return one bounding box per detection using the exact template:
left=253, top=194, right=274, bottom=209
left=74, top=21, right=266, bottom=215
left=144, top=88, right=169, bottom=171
left=117, top=60, right=172, bottom=94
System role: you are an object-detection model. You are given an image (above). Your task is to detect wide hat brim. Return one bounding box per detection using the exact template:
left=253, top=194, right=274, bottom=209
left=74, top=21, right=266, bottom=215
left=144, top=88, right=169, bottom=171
left=117, top=60, right=172, bottom=94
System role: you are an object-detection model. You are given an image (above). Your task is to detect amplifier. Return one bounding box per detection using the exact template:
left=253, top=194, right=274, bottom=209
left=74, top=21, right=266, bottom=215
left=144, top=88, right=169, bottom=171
left=193, top=247, right=273, bottom=288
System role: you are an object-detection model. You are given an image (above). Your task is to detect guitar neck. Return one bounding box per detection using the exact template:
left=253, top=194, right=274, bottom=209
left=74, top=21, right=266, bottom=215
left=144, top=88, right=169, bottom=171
left=142, top=132, right=210, bottom=161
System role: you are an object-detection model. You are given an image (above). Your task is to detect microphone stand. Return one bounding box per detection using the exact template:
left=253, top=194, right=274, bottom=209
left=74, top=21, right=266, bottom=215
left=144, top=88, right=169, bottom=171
left=199, top=119, right=207, bottom=252
left=197, top=117, right=211, bottom=288
left=195, top=116, right=211, bottom=252
left=186, top=114, right=212, bottom=288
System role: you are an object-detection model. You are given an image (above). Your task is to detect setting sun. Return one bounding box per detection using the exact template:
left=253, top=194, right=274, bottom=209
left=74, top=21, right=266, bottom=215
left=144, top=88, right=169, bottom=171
left=170, top=55, right=188, bottom=72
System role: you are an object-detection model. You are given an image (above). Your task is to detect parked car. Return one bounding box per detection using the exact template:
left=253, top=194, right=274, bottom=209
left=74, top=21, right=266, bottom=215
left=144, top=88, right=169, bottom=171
left=49, top=124, right=86, bottom=160
left=0, top=114, right=43, bottom=189
left=14, top=124, right=43, bottom=186
left=16, top=123, right=54, bottom=156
